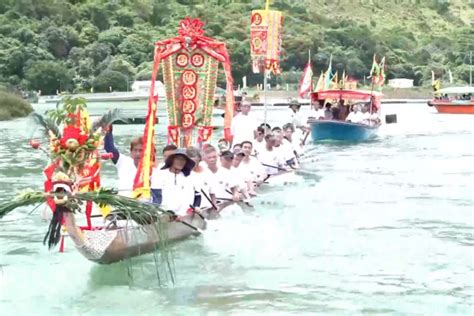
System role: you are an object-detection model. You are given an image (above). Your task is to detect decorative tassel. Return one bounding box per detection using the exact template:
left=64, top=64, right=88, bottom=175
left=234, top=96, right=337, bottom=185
left=43, top=205, right=69, bottom=250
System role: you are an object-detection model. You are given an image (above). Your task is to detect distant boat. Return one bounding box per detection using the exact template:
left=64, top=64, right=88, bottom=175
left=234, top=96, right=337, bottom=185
left=308, top=89, right=383, bottom=142
left=37, top=91, right=165, bottom=104
left=428, top=86, right=474, bottom=114
left=38, top=81, right=168, bottom=104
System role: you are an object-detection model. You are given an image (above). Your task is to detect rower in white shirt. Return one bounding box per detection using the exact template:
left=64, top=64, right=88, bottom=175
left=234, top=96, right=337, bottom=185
left=253, top=126, right=266, bottom=156
left=272, top=127, right=297, bottom=168
left=150, top=149, right=196, bottom=216
left=231, top=148, right=252, bottom=203
left=240, top=140, right=266, bottom=194
left=231, top=101, right=258, bottom=146
left=216, top=150, right=242, bottom=200
left=258, top=134, right=288, bottom=175
left=202, top=146, right=240, bottom=203
left=345, top=104, right=364, bottom=123
left=186, top=147, right=217, bottom=210
left=282, top=123, right=302, bottom=165
left=104, top=125, right=143, bottom=197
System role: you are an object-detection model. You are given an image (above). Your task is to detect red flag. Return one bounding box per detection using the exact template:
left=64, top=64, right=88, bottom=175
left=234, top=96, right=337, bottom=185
left=298, top=55, right=313, bottom=98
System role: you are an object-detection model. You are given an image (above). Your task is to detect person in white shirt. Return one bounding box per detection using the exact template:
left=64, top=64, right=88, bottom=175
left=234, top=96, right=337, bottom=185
left=369, top=112, right=381, bottom=125
left=313, top=101, right=326, bottom=120
left=216, top=150, right=242, bottom=201
left=289, top=99, right=305, bottom=128
left=240, top=141, right=266, bottom=193
left=345, top=104, right=364, bottom=124
left=150, top=149, right=196, bottom=216
left=282, top=123, right=302, bottom=165
left=360, top=104, right=371, bottom=125
left=253, top=126, right=266, bottom=157
left=231, top=148, right=252, bottom=202
left=289, top=99, right=311, bottom=138
left=231, top=101, right=258, bottom=146
left=104, top=125, right=142, bottom=197
left=186, top=147, right=217, bottom=210
left=272, top=126, right=297, bottom=168
left=258, top=134, right=288, bottom=175
left=202, top=146, right=240, bottom=203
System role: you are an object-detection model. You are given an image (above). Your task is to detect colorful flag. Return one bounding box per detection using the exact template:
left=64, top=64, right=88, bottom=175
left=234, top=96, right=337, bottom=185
left=324, top=54, right=333, bottom=89
left=298, top=54, right=313, bottom=98
left=133, top=17, right=236, bottom=197
left=315, top=71, right=325, bottom=92
left=331, top=71, right=339, bottom=89
left=133, top=93, right=157, bottom=200
left=432, top=79, right=441, bottom=92
left=368, top=54, right=380, bottom=82
left=250, top=5, right=283, bottom=75
left=378, top=56, right=386, bottom=86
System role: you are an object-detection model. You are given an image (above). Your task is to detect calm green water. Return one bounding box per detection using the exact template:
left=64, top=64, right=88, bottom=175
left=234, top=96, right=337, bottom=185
left=0, top=103, right=473, bottom=315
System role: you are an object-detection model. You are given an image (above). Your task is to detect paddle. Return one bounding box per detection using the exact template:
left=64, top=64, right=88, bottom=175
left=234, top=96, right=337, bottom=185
left=188, top=205, right=205, bottom=220
left=224, top=189, right=253, bottom=207
left=215, top=197, right=253, bottom=208
left=301, top=129, right=311, bottom=146
left=200, top=189, right=219, bottom=211
left=145, top=191, right=203, bottom=232
left=261, top=163, right=287, bottom=172
left=164, top=210, right=203, bottom=233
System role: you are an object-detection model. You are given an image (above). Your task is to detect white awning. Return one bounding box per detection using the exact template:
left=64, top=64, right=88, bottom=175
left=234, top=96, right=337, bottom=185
left=437, top=86, right=474, bottom=94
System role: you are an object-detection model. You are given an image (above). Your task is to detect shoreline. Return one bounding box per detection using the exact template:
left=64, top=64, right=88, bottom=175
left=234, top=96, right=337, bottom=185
left=35, top=87, right=433, bottom=104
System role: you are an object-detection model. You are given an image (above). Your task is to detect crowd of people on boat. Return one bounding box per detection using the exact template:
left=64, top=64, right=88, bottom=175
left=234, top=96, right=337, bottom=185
left=435, top=93, right=473, bottom=101
left=104, top=101, right=308, bottom=219
left=309, top=99, right=381, bottom=125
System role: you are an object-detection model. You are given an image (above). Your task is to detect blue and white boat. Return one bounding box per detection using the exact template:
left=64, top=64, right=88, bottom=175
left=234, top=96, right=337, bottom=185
left=308, top=119, right=379, bottom=142
left=309, top=89, right=383, bottom=142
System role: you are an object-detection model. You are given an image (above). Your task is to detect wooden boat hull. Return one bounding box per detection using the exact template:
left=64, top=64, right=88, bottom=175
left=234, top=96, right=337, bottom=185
left=77, top=214, right=206, bottom=264
left=431, top=101, right=474, bottom=114
left=309, top=119, right=379, bottom=142
left=73, top=169, right=301, bottom=264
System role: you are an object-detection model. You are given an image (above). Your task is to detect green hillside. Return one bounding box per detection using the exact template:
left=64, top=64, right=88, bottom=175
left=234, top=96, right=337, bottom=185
left=0, top=0, right=472, bottom=95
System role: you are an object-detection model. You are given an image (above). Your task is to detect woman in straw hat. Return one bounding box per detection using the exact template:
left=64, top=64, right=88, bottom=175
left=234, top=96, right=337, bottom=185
left=151, top=149, right=197, bottom=216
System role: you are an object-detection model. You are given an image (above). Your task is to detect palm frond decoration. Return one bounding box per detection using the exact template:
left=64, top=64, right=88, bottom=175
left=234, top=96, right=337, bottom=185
left=0, top=190, right=46, bottom=218
left=0, top=188, right=168, bottom=224
left=92, top=109, right=126, bottom=132
left=30, top=112, right=61, bottom=138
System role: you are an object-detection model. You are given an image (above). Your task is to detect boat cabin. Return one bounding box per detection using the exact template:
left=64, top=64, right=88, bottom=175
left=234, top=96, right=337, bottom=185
left=434, top=87, right=474, bottom=102
left=310, top=89, right=383, bottom=121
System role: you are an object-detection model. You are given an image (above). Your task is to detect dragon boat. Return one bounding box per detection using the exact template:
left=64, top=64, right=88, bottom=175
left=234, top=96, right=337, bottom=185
left=0, top=15, right=295, bottom=273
